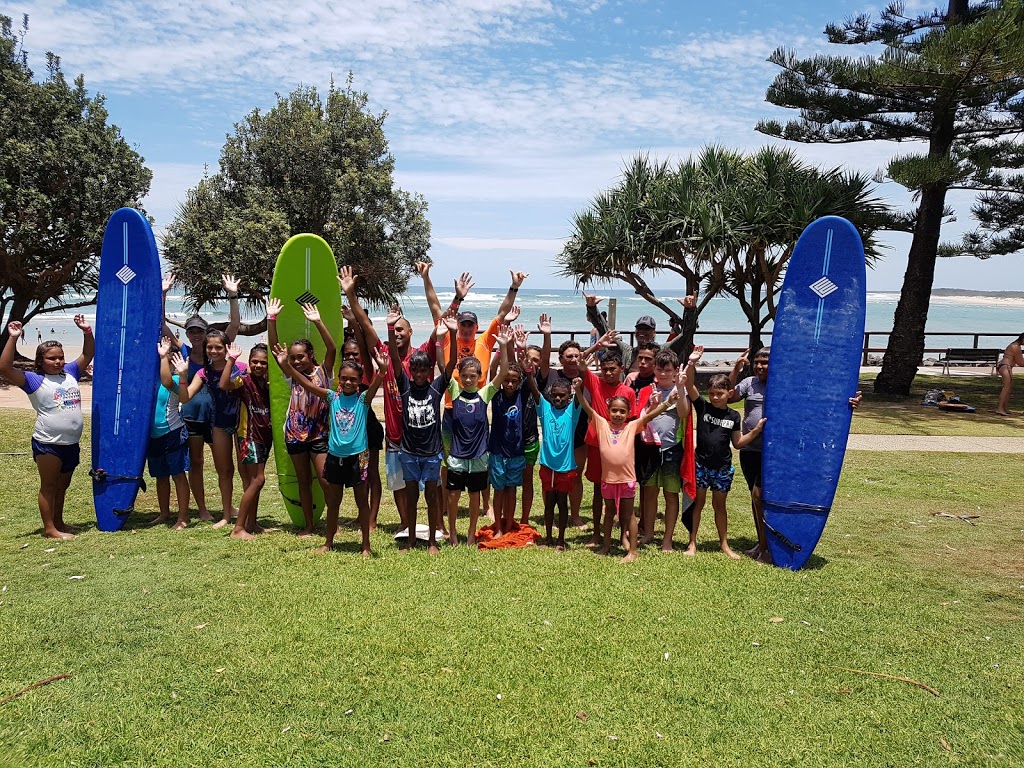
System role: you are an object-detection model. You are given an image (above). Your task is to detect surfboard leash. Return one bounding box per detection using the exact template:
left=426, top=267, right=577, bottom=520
left=89, top=468, right=148, bottom=494
left=763, top=522, right=802, bottom=552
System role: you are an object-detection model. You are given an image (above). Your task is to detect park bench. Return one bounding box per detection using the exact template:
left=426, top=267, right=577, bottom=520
left=938, top=347, right=1002, bottom=375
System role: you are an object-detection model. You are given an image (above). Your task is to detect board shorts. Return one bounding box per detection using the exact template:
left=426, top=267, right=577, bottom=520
left=32, top=439, right=80, bottom=474
left=539, top=466, right=576, bottom=494
left=695, top=462, right=735, bottom=493
left=211, top=411, right=239, bottom=434
left=366, top=412, right=385, bottom=452
left=642, top=444, right=683, bottom=493
left=601, top=480, right=637, bottom=514
left=573, top=413, right=589, bottom=450
left=634, top=439, right=661, bottom=485
left=183, top=418, right=213, bottom=445
left=324, top=451, right=368, bottom=488
left=385, top=444, right=406, bottom=491
left=237, top=436, right=271, bottom=465
left=524, top=439, right=540, bottom=467
left=286, top=437, right=329, bottom=456
left=739, top=450, right=762, bottom=491
left=445, top=469, right=488, bottom=493
left=147, top=427, right=190, bottom=478
left=489, top=454, right=526, bottom=490
left=400, top=451, right=442, bottom=484
left=585, top=444, right=603, bottom=484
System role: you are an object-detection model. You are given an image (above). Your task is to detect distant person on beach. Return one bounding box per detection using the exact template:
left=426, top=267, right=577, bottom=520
left=995, top=333, right=1024, bottom=416
left=36, top=329, right=42, bottom=344
left=1, top=317, right=94, bottom=539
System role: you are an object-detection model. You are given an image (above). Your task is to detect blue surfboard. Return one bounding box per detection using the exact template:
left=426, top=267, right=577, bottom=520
left=761, top=216, right=866, bottom=570
left=91, top=208, right=162, bottom=531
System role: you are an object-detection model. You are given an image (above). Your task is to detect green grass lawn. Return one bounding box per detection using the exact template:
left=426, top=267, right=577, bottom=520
left=0, top=407, right=1022, bottom=767
left=852, top=373, right=1024, bottom=436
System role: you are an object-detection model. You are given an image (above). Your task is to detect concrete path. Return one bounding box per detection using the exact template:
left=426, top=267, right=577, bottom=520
left=847, top=435, right=1024, bottom=453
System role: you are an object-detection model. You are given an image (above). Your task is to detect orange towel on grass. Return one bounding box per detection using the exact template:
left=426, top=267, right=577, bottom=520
left=476, top=521, right=541, bottom=549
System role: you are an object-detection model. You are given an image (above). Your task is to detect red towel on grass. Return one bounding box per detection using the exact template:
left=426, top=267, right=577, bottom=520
left=476, top=522, right=541, bottom=549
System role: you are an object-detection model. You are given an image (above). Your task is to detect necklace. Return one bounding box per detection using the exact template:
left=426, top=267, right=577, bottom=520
left=610, top=426, right=624, bottom=445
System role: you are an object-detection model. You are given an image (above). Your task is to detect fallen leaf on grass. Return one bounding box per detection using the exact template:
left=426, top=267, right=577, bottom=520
left=194, top=624, right=207, bottom=630
left=45, top=548, right=55, bottom=553
left=608, top=735, right=618, bottom=741
left=576, top=711, right=589, bottom=722
left=20, top=543, right=28, bottom=549
left=69, top=576, right=84, bottom=580
left=344, top=709, right=353, bottom=715
left=752, top=642, right=761, bottom=647
left=770, top=617, right=784, bottom=623
left=281, top=726, right=291, bottom=734
left=940, top=738, right=951, bottom=751
left=215, top=668, right=225, bottom=673
left=380, top=734, right=390, bottom=742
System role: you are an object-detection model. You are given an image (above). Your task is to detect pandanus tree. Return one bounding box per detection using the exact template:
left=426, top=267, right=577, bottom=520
left=559, top=147, right=892, bottom=356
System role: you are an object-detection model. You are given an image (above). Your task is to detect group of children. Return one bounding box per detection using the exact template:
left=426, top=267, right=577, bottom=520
left=2, top=264, right=863, bottom=565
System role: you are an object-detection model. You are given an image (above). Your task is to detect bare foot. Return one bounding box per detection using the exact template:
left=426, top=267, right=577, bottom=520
left=361, top=548, right=372, bottom=559
left=661, top=542, right=674, bottom=553
left=682, top=545, right=697, bottom=556
left=297, top=527, right=315, bottom=538
left=755, top=550, right=773, bottom=565
left=211, top=519, right=229, bottom=529
left=620, top=552, right=638, bottom=564
left=227, top=508, right=238, bottom=520
left=428, top=545, right=440, bottom=556
left=555, top=544, right=565, bottom=552
left=146, top=516, right=169, bottom=527
left=598, top=546, right=611, bottom=556
left=230, top=529, right=255, bottom=540
left=586, top=535, right=600, bottom=548
left=721, top=544, right=741, bottom=560
left=640, top=536, right=655, bottom=547
left=57, top=523, right=82, bottom=534
left=43, top=528, right=75, bottom=540
left=467, top=534, right=477, bottom=546
left=519, top=517, right=530, bottom=525
left=743, top=544, right=760, bottom=558
left=485, top=507, right=495, bottom=523
left=171, top=520, right=188, bottom=531
left=449, top=535, right=460, bottom=547
left=199, top=510, right=215, bottom=521
left=570, top=516, right=586, bottom=528
left=995, top=410, right=1011, bottom=417
left=314, top=544, right=332, bottom=555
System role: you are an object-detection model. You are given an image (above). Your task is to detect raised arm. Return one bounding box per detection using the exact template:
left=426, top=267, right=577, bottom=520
left=220, top=343, right=245, bottom=391
left=222, top=274, right=241, bottom=342
left=169, top=351, right=191, bottom=405
left=272, top=343, right=329, bottom=400
left=345, top=303, right=373, bottom=376
left=339, top=265, right=381, bottom=356
left=161, top=273, right=184, bottom=349
left=684, top=345, right=702, bottom=402
left=158, top=337, right=176, bottom=390
left=583, top=291, right=608, bottom=336
left=364, top=346, right=387, bottom=402
left=265, top=297, right=282, bottom=364
left=638, top=389, right=679, bottom=428
left=495, top=270, right=528, bottom=323
left=573, top=376, right=596, bottom=420
left=385, top=307, right=403, bottom=377
left=490, top=327, right=512, bottom=389
left=537, top=313, right=552, bottom=379
left=73, top=314, right=94, bottom=370
left=664, top=293, right=697, bottom=357
left=734, top=418, right=766, bottom=450
left=0, top=322, right=27, bottom=388
left=303, top=302, right=336, bottom=382
left=675, top=367, right=691, bottom=422
left=727, top=348, right=749, bottom=394
left=442, top=315, right=459, bottom=379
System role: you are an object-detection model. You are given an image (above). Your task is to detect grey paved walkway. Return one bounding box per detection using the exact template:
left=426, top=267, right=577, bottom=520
left=847, top=435, right=1024, bottom=453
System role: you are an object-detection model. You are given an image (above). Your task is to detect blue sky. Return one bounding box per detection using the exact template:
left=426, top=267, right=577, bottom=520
left=15, top=0, right=1018, bottom=291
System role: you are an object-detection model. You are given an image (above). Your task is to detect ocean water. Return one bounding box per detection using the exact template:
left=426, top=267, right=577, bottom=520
left=24, top=288, right=1023, bottom=360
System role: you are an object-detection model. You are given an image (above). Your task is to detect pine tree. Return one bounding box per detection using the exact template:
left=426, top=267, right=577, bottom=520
left=757, top=0, right=1024, bottom=395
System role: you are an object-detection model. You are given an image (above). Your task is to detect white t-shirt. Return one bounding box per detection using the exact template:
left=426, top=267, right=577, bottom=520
left=21, top=362, right=84, bottom=445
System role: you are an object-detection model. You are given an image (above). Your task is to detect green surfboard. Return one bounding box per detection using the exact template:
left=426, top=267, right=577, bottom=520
left=269, top=234, right=342, bottom=526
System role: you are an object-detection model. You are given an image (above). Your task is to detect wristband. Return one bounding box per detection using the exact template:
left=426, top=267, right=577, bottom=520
left=268, top=314, right=277, bottom=321
left=509, top=286, right=518, bottom=292
left=82, top=328, right=93, bottom=335
left=387, top=324, right=396, bottom=330
left=454, top=297, right=463, bottom=304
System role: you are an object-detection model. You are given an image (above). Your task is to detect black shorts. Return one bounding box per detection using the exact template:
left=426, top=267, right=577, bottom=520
left=634, top=439, right=661, bottom=485
left=366, top=411, right=384, bottom=452
left=573, top=411, right=589, bottom=450
left=445, top=470, right=489, bottom=493
left=739, top=450, right=762, bottom=491
left=183, top=418, right=213, bottom=445
left=324, top=452, right=367, bottom=488
left=286, top=438, right=330, bottom=456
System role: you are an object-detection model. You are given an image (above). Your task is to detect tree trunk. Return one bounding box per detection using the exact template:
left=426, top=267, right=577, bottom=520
left=874, top=183, right=948, bottom=395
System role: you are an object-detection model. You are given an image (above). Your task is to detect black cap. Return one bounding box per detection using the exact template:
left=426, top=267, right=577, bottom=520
left=184, top=315, right=208, bottom=332
left=457, top=311, right=478, bottom=324
left=635, top=315, right=656, bottom=329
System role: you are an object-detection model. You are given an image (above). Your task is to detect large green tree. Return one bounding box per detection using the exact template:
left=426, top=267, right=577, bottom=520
left=0, top=15, right=152, bottom=353
left=163, top=80, right=430, bottom=322
left=758, top=0, right=1024, bottom=395
left=559, top=147, right=890, bottom=355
